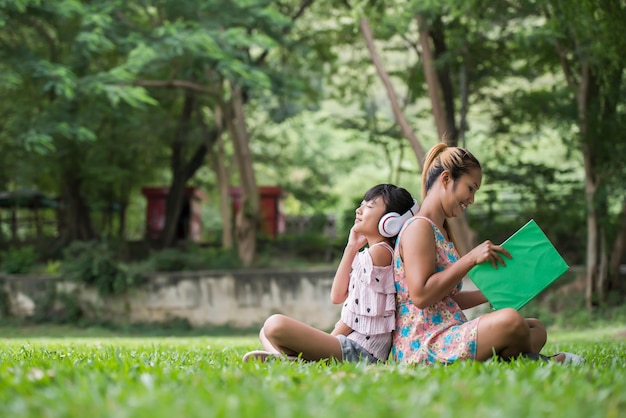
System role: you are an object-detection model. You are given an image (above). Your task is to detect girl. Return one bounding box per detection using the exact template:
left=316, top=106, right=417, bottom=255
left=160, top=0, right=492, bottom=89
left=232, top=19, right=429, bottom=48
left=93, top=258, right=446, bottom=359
left=392, top=143, right=584, bottom=365
left=243, top=184, right=417, bottom=363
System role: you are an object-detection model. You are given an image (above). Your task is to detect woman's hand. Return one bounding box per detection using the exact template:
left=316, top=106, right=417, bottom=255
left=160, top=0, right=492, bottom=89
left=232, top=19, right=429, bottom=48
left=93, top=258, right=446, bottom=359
left=469, top=240, right=512, bottom=269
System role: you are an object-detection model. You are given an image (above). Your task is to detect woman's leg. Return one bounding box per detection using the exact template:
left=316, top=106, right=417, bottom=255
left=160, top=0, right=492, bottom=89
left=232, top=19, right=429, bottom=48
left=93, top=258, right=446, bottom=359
left=260, top=314, right=343, bottom=361
left=525, top=318, right=547, bottom=354
left=474, top=308, right=532, bottom=361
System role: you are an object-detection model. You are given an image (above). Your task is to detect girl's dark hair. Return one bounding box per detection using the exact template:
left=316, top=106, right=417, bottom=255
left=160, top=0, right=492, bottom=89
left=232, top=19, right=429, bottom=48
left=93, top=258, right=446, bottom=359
left=363, top=184, right=414, bottom=216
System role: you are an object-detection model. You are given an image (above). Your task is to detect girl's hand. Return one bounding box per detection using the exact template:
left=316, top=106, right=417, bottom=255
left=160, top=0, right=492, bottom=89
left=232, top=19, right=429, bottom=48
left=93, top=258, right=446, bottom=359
left=469, top=240, right=512, bottom=269
left=347, top=225, right=368, bottom=249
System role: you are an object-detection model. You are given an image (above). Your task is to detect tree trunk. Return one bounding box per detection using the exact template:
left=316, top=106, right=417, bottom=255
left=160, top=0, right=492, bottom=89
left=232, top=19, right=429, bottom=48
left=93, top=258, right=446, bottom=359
left=224, top=84, right=258, bottom=266
left=583, top=151, right=599, bottom=310
left=205, top=105, right=234, bottom=249
left=359, top=18, right=426, bottom=167
left=118, top=201, right=127, bottom=240
left=159, top=92, right=194, bottom=248
left=609, top=199, right=626, bottom=292
left=416, top=14, right=475, bottom=255
left=59, top=169, right=98, bottom=242
left=577, top=63, right=611, bottom=309
left=430, top=16, right=460, bottom=144
left=159, top=92, right=209, bottom=248
left=417, top=14, right=448, bottom=142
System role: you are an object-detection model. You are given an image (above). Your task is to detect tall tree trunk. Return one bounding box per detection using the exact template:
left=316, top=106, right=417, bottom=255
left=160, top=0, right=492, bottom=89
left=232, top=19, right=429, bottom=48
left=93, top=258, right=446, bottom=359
left=202, top=104, right=234, bottom=249
left=430, top=16, right=460, bottom=144
left=159, top=92, right=209, bottom=248
left=59, top=168, right=97, bottom=242
left=360, top=18, right=426, bottom=167
left=118, top=201, right=127, bottom=240
left=609, top=199, right=626, bottom=292
left=417, top=15, right=448, bottom=143
left=159, top=92, right=195, bottom=248
left=583, top=148, right=599, bottom=309
left=577, top=66, right=610, bottom=309
left=224, top=84, right=258, bottom=266
left=416, top=14, right=475, bottom=256
left=213, top=133, right=234, bottom=249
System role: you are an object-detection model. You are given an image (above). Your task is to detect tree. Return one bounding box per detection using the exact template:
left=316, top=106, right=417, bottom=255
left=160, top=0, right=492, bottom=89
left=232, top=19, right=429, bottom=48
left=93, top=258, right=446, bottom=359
left=0, top=0, right=159, bottom=242
left=542, top=0, right=626, bottom=307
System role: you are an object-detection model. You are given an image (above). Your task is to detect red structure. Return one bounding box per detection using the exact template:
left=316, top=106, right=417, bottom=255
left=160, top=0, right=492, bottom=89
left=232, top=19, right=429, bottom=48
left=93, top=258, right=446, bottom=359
left=229, top=186, right=283, bottom=237
left=141, top=187, right=204, bottom=242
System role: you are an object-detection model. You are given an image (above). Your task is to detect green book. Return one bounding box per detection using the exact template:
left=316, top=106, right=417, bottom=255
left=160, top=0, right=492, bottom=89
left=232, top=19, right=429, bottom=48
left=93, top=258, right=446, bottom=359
left=467, top=219, right=569, bottom=311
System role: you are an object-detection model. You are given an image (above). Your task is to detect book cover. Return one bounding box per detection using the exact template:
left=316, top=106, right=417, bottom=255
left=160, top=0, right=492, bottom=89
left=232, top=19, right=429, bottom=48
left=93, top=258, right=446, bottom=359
left=467, top=219, right=569, bottom=311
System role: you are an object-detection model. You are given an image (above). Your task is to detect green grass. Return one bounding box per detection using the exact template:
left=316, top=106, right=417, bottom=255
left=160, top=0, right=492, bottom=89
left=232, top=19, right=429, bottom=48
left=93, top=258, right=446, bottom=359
left=0, top=324, right=625, bottom=418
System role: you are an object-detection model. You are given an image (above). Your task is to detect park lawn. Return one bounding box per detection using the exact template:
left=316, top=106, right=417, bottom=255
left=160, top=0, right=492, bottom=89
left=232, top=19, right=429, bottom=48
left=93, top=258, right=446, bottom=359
left=0, top=324, right=624, bottom=418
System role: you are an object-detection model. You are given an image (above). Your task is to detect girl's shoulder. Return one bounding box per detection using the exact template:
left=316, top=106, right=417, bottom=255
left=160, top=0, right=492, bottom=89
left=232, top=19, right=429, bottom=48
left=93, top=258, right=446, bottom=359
left=368, top=241, right=394, bottom=267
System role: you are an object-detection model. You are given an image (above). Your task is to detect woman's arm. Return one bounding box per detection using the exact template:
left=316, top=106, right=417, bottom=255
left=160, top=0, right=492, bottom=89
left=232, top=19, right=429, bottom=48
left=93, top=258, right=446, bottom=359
left=452, top=289, right=488, bottom=310
left=330, top=226, right=367, bottom=304
left=401, top=220, right=472, bottom=308
left=401, top=219, right=510, bottom=309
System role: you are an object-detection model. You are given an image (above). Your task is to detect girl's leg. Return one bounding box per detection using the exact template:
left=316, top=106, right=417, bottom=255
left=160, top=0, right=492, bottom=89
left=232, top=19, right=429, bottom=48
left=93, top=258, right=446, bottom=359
left=260, top=314, right=343, bottom=361
left=474, top=308, right=532, bottom=361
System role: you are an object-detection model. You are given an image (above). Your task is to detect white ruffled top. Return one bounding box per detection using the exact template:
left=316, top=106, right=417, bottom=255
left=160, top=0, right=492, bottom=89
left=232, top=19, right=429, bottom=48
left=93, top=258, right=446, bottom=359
left=340, top=241, right=396, bottom=360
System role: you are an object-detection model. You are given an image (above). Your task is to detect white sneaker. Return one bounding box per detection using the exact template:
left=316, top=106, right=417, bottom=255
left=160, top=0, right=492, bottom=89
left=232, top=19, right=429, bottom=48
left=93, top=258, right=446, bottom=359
left=555, top=352, right=585, bottom=365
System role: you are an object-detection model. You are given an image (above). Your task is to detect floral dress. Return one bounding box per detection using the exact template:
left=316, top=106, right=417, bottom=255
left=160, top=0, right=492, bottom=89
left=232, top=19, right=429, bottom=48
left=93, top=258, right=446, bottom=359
left=392, top=217, right=479, bottom=365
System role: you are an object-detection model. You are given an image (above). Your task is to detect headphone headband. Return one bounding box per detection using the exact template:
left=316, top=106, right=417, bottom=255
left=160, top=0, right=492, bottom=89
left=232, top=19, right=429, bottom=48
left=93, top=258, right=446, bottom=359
left=378, top=199, right=419, bottom=238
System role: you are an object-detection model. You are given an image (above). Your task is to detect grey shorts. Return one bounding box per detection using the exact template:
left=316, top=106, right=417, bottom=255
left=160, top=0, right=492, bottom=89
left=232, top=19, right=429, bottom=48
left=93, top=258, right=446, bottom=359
left=337, top=335, right=379, bottom=364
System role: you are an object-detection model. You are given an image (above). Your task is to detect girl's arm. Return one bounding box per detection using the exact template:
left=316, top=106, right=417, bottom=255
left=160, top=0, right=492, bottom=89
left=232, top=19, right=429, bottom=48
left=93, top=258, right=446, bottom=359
left=330, top=320, right=353, bottom=336
left=401, top=219, right=510, bottom=308
left=330, top=226, right=367, bottom=304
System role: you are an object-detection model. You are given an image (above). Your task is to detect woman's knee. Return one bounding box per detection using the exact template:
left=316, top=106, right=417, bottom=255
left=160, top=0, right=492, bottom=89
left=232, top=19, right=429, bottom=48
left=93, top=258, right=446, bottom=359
left=492, top=308, right=528, bottom=337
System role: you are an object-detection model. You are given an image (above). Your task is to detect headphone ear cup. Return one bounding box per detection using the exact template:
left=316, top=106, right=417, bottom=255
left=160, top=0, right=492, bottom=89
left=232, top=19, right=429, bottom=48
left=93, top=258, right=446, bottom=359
left=378, top=212, right=401, bottom=238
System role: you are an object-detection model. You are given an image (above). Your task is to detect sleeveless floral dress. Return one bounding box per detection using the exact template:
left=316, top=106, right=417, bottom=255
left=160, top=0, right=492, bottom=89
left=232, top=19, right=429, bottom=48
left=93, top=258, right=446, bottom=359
left=392, top=217, right=480, bottom=365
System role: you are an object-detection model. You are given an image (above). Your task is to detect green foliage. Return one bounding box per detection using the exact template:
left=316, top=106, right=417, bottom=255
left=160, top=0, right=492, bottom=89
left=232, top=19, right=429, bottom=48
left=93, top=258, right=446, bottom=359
left=0, top=327, right=624, bottom=417
left=60, top=241, right=141, bottom=295
left=269, top=232, right=334, bottom=263
left=43, top=259, right=61, bottom=275
left=470, top=161, right=586, bottom=263
left=0, top=245, right=37, bottom=274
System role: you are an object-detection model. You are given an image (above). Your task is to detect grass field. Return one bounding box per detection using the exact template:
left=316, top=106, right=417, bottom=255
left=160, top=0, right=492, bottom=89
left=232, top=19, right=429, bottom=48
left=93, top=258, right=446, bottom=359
left=0, top=324, right=625, bottom=418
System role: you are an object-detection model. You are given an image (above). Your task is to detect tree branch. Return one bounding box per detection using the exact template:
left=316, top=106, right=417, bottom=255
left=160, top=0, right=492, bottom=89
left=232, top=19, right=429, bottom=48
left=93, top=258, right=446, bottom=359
left=254, top=0, right=315, bottom=66
left=542, top=5, right=577, bottom=90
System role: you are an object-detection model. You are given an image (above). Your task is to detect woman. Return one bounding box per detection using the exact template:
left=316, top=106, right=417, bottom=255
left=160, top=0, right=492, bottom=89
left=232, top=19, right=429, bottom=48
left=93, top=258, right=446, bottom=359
left=392, top=143, right=583, bottom=365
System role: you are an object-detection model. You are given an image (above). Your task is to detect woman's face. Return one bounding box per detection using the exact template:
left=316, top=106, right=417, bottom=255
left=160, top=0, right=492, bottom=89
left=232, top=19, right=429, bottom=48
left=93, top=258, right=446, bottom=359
left=354, top=196, right=387, bottom=234
left=445, top=168, right=482, bottom=218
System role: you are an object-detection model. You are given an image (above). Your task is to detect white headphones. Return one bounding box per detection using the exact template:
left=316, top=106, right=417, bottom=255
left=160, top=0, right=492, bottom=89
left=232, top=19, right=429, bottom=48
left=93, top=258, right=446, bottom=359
left=378, top=199, right=420, bottom=238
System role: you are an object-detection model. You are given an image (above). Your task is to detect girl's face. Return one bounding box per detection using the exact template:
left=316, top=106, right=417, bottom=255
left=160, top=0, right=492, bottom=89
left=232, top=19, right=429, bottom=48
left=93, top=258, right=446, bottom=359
left=444, top=168, right=482, bottom=218
left=354, top=196, right=387, bottom=235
